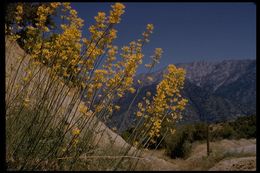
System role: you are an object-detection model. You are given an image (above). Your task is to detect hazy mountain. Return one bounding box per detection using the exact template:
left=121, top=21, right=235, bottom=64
left=107, top=59, right=256, bottom=132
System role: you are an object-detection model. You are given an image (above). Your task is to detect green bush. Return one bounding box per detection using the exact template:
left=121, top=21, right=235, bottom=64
left=219, top=124, right=235, bottom=139
left=210, top=115, right=256, bottom=140
left=229, top=115, right=256, bottom=139
left=121, top=128, right=133, bottom=141
left=164, top=125, right=194, bottom=159
left=192, top=122, right=207, bottom=141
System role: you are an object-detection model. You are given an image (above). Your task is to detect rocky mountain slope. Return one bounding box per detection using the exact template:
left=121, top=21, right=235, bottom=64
left=108, top=59, right=256, bottom=132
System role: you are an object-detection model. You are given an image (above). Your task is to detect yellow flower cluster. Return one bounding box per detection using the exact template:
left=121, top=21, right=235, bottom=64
left=136, top=64, right=188, bottom=144
left=23, top=97, right=30, bottom=108
left=36, top=3, right=61, bottom=30
left=90, top=23, right=153, bottom=114
left=128, top=87, right=136, bottom=94
left=103, top=46, right=118, bottom=73
left=93, top=23, right=155, bottom=115
left=79, top=103, right=88, bottom=114
left=92, top=69, right=109, bottom=89
left=142, top=24, right=154, bottom=43
left=22, top=3, right=61, bottom=60
left=15, top=4, right=23, bottom=24
left=82, top=4, right=123, bottom=74
left=94, top=12, right=106, bottom=28
left=106, top=41, right=144, bottom=99
left=145, top=48, right=163, bottom=68
left=109, top=3, right=125, bottom=24
left=7, top=2, right=189, bottom=154
left=27, top=3, right=83, bottom=82
left=72, top=127, right=80, bottom=136
left=114, top=105, right=120, bottom=111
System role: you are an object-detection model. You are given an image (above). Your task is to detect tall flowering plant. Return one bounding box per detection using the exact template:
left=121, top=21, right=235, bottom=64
left=5, top=2, right=187, bottom=171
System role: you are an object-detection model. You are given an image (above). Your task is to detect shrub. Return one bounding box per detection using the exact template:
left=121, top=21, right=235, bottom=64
left=210, top=115, right=256, bottom=140
left=164, top=125, right=194, bottom=159
left=229, top=115, right=256, bottom=139
left=192, top=122, right=207, bottom=141
left=121, top=128, right=134, bottom=142
left=220, top=124, right=235, bottom=139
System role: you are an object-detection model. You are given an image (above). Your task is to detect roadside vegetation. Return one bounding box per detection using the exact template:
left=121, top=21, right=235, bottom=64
left=122, top=114, right=256, bottom=159
left=5, top=2, right=188, bottom=171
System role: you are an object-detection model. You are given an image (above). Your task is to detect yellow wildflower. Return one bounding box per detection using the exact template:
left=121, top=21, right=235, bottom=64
left=15, top=5, right=23, bottom=23
left=109, top=3, right=125, bottom=24
left=79, top=103, right=88, bottom=114
left=146, top=24, right=154, bottom=32
left=72, top=127, right=80, bottom=136
left=16, top=5, right=23, bottom=14
left=136, top=111, right=142, bottom=117
left=22, top=76, right=29, bottom=82
left=50, top=2, right=61, bottom=8
left=23, top=97, right=30, bottom=107
left=138, top=102, right=143, bottom=109
left=73, top=139, right=79, bottom=146
left=133, top=141, right=139, bottom=147
left=114, top=105, right=120, bottom=111
left=128, top=87, right=136, bottom=94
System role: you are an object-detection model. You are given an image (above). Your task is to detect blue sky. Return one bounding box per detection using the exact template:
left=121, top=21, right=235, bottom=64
left=71, top=2, right=256, bottom=74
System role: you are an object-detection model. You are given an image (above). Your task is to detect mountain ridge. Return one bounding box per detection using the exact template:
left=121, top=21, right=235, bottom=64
left=108, top=59, right=256, bottom=132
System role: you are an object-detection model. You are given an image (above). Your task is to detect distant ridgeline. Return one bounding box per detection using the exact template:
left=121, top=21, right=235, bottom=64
left=88, top=59, right=256, bottom=132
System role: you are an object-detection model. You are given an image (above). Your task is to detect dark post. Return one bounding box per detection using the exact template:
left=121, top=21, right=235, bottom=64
left=206, top=122, right=210, bottom=156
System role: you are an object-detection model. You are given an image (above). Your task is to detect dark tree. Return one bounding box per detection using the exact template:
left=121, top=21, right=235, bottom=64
left=5, top=3, right=56, bottom=49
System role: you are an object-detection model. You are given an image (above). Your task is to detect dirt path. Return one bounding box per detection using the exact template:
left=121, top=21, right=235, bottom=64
left=141, top=138, right=256, bottom=171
